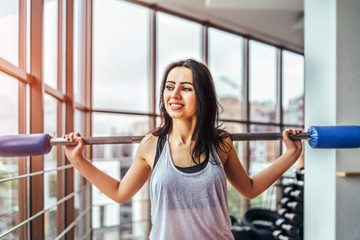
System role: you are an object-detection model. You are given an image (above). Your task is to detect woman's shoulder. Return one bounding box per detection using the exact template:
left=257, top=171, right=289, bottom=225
left=137, top=133, right=159, bottom=165
left=139, top=133, right=159, bottom=149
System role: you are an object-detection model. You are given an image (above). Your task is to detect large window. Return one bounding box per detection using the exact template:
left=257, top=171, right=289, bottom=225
left=0, top=73, right=18, bottom=134
left=208, top=27, right=244, bottom=121
left=74, top=0, right=86, bottom=104
left=0, top=0, right=304, bottom=239
left=92, top=0, right=150, bottom=113
left=0, top=0, right=19, bottom=66
left=0, top=0, right=91, bottom=239
left=282, top=50, right=304, bottom=125
left=249, top=40, right=277, bottom=123
left=43, top=0, right=58, bottom=89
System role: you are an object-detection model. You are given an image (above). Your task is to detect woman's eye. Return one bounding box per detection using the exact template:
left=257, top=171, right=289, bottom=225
left=165, top=85, right=173, bottom=90
left=183, top=87, right=192, bottom=91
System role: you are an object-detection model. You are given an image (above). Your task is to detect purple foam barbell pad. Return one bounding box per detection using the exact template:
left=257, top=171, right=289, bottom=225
left=308, top=125, right=360, bottom=148
left=0, top=134, right=52, bottom=157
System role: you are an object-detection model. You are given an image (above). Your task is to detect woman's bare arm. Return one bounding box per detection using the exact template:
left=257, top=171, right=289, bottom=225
left=223, top=129, right=302, bottom=199
left=64, top=132, right=155, bottom=203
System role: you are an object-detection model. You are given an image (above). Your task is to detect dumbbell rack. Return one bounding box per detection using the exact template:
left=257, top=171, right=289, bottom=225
left=273, top=168, right=305, bottom=240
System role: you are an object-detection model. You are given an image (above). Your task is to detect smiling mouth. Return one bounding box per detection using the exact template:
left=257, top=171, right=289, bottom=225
left=169, top=103, right=185, bottom=110
left=170, top=103, right=184, bottom=107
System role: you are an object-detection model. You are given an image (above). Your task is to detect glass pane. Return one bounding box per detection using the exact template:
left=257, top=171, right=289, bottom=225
left=93, top=0, right=150, bottom=112
left=0, top=73, right=19, bottom=237
left=282, top=51, right=304, bottom=125
left=92, top=113, right=150, bottom=239
left=0, top=0, right=19, bottom=66
left=74, top=109, right=88, bottom=239
left=0, top=223, right=28, bottom=240
left=92, top=113, right=150, bottom=137
left=44, top=94, right=58, bottom=239
left=249, top=125, right=280, bottom=210
left=249, top=41, right=277, bottom=123
left=44, top=210, right=57, bottom=238
left=43, top=0, right=58, bottom=89
left=74, top=0, right=86, bottom=104
left=74, top=110, right=86, bottom=134
left=208, top=28, right=244, bottom=121
left=44, top=94, right=58, bottom=171
left=156, top=12, right=202, bottom=113
left=0, top=177, right=20, bottom=237
left=74, top=173, right=87, bottom=239
left=74, top=183, right=91, bottom=240
left=0, top=73, right=18, bottom=134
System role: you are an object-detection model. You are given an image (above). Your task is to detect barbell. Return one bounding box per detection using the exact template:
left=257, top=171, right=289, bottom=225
left=0, top=125, right=359, bottom=157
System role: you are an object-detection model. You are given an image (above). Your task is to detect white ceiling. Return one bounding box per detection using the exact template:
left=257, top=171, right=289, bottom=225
left=135, top=0, right=304, bottom=53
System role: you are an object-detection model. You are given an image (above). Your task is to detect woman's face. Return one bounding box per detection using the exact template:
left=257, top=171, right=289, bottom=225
left=163, top=67, right=197, bottom=121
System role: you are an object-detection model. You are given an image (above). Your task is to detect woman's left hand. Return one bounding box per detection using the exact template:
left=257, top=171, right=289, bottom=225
left=283, top=129, right=303, bottom=157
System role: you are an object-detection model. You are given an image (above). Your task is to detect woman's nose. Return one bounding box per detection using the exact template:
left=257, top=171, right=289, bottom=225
left=171, top=87, right=181, bottom=99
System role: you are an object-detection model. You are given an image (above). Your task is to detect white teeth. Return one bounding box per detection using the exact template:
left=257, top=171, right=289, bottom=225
left=170, top=104, right=183, bottom=107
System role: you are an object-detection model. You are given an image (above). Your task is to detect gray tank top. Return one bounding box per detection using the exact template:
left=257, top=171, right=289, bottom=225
left=149, top=136, right=234, bottom=240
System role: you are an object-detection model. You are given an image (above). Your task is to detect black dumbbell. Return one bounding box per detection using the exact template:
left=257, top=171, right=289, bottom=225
left=283, top=212, right=302, bottom=225
left=286, top=201, right=303, bottom=212
left=273, top=229, right=291, bottom=240
left=281, top=223, right=298, bottom=235
left=280, top=197, right=291, bottom=206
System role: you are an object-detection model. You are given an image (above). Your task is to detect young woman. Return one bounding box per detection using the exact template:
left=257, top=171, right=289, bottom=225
left=63, top=59, right=302, bottom=239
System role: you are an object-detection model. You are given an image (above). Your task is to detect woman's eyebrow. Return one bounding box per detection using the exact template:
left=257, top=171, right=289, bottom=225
left=165, top=81, right=193, bottom=85
left=180, top=82, right=193, bottom=85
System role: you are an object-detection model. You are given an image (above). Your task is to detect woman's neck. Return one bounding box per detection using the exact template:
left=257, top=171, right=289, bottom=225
left=170, top=118, right=196, bottom=145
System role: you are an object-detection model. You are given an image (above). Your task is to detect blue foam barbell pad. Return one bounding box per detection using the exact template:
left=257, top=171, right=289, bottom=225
left=0, top=134, right=52, bottom=157
left=308, top=125, right=360, bottom=148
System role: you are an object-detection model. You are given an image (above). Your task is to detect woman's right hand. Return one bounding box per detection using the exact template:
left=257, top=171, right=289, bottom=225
left=62, top=132, right=85, bottom=164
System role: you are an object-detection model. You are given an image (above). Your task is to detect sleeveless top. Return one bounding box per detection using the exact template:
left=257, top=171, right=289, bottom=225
left=149, top=135, right=234, bottom=240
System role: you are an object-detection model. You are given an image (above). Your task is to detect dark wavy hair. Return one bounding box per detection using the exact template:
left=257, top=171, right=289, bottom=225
left=152, top=59, right=230, bottom=165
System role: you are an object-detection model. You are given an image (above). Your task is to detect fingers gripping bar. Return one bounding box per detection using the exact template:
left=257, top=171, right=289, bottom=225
left=0, top=126, right=359, bottom=157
